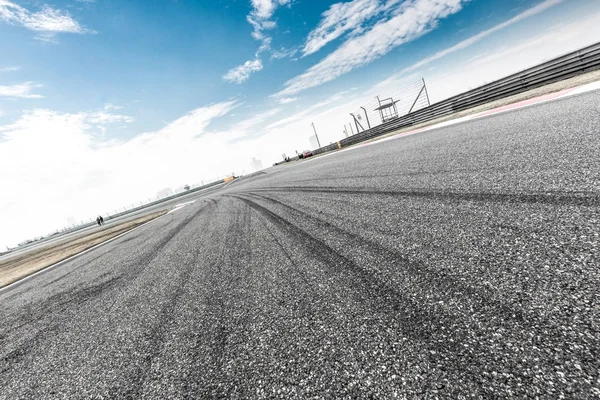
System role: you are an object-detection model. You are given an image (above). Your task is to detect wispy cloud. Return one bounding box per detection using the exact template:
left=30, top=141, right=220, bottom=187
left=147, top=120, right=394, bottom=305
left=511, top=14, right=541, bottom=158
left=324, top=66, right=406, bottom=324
left=223, top=0, right=292, bottom=84
left=277, top=97, right=298, bottom=104
left=399, top=0, right=565, bottom=74
left=275, top=0, right=467, bottom=98
left=247, top=0, right=290, bottom=40
left=0, top=101, right=238, bottom=247
left=223, top=59, right=263, bottom=84
left=0, top=82, right=43, bottom=99
left=271, top=46, right=298, bottom=60
left=0, top=0, right=91, bottom=41
left=302, top=0, right=382, bottom=56
left=225, top=107, right=282, bottom=141
left=103, top=103, right=123, bottom=111
left=267, top=89, right=356, bottom=130
left=34, top=32, right=60, bottom=43
left=232, top=107, right=281, bottom=131
left=84, top=112, right=134, bottom=125
left=0, top=66, right=21, bottom=72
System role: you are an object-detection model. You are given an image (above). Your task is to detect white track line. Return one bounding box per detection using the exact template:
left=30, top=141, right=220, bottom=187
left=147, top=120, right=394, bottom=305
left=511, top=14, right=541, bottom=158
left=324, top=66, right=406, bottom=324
left=167, top=200, right=195, bottom=214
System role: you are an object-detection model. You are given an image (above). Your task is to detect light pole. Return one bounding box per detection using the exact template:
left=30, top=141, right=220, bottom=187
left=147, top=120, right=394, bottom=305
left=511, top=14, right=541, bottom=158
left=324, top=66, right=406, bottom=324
left=311, top=122, right=321, bottom=148
left=360, top=106, right=371, bottom=129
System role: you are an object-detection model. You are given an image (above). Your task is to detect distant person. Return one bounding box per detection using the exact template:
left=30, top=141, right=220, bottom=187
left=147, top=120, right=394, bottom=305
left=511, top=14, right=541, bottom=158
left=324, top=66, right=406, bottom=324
left=99, top=216, right=104, bottom=225
left=96, top=217, right=101, bottom=226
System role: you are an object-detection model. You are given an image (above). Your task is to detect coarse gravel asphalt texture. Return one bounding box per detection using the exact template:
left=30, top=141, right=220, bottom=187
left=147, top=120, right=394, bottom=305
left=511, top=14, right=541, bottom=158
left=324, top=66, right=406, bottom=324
left=1, top=90, right=599, bottom=399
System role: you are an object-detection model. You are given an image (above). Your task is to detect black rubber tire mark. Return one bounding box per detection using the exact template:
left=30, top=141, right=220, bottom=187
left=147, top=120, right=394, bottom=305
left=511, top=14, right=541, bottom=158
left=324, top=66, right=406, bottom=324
left=0, top=275, right=119, bottom=376
left=184, top=196, right=253, bottom=398
left=247, top=186, right=600, bottom=207
left=247, top=192, right=595, bottom=385
left=249, top=205, right=324, bottom=320
left=247, top=192, right=530, bottom=326
left=229, top=194, right=540, bottom=390
left=110, top=200, right=214, bottom=398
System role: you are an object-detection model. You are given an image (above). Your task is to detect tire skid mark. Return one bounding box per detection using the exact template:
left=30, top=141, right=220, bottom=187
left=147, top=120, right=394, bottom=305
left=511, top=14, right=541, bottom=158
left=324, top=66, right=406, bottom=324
left=249, top=205, right=325, bottom=321
left=0, top=275, right=118, bottom=376
left=1, top=211, right=178, bottom=333
left=280, top=165, right=511, bottom=184
left=105, top=200, right=214, bottom=301
left=109, top=200, right=215, bottom=398
left=245, top=192, right=590, bottom=375
left=250, top=186, right=600, bottom=207
left=130, top=201, right=211, bottom=274
left=0, top=325, right=60, bottom=376
left=116, top=255, right=197, bottom=399
left=248, top=192, right=531, bottom=325
left=38, top=251, right=114, bottom=289
left=231, top=194, right=571, bottom=389
left=184, top=196, right=254, bottom=398
left=219, top=198, right=255, bottom=396
left=230, top=197, right=481, bottom=363
left=128, top=197, right=226, bottom=398
left=1, top=201, right=212, bottom=385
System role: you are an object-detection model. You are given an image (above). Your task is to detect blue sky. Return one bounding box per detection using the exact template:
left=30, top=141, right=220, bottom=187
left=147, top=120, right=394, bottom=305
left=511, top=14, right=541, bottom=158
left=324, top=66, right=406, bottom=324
left=1, top=0, right=600, bottom=247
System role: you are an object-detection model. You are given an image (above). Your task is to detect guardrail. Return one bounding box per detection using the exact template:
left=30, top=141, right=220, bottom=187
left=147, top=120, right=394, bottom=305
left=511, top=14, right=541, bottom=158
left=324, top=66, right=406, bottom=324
left=311, top=41, right=600, bottom=155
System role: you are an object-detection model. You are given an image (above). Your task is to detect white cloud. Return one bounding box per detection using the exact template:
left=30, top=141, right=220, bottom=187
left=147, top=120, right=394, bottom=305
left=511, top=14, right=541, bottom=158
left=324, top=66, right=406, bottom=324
left=223, top=107, right=282, bottom=142
left=247, top=0, right=288, bottom=43
left=277, top=97, right=298, bottom=104
left=223, top=59, right=263, bottom=83
left=104, top=103, right=123, bottom=111
left=223, top=0, right=291, bottom=84
left=250, top=0, right=288, bottom=19
left=275, top=0, right=466, bottom=98
left=0, top=102, right=236, bottom=248
left=33, top=32, right=59, bottom=43
left=266, top=89, right=356, bottom=130
left=256, top=36, right=272, bottom=55
left=232, top=107, right=281, bottom=131
left=271, top=46, right=298, bottom=59
left=399, top=0, right=566, bottom=74
left=84, top=112, right=134, bottom=125
left=0, top=0, right=90, bottom=41
left=0, top=82, right=43, bottom=99
left=302, top=0, right=382, bottom=56
left=0, top=66, right=21, bottom=72
left=0, top=97, right=357, bottom=248
left=3, top=0, right=594, bottom=249
left=247, top=0, right=290, bottom=38
left=420, top=8, right=600, bottom=103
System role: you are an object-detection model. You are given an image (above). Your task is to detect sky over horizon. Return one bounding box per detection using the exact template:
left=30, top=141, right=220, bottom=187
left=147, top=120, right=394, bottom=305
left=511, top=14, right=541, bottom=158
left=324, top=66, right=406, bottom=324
left=1, top=0, right=600, bottom=248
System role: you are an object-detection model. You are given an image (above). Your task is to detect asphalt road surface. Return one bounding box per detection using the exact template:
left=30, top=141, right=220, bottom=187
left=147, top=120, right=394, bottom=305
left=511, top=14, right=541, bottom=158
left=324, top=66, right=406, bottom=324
left=1, top=90, right=599, bottom=399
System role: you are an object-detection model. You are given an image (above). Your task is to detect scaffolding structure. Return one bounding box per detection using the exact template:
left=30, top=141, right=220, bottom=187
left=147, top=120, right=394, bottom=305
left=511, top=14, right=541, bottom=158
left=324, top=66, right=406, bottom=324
left=350, top=78, right=430, bottom=133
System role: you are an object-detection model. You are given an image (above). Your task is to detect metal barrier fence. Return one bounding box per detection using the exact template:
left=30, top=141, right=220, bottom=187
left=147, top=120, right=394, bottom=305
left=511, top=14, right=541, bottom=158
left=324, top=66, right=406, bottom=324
left=312, top=41, right=600, bottom=156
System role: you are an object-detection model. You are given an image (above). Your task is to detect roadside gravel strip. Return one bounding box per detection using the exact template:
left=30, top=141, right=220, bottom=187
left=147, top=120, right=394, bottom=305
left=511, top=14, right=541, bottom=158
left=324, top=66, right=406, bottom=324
left=0, top=90, right=599, bottom=398
left=0, top=210, right=167, bottom=288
